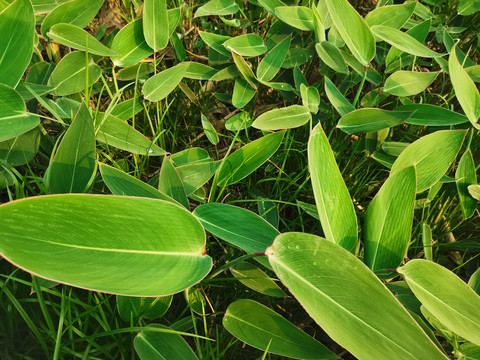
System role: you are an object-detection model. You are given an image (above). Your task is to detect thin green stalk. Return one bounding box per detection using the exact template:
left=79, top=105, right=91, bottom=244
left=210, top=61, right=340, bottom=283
left=31, top=276, right=56, bottom=337
left=53, top=287, right=66, bottom=360
left=352, top=66, right=368, bottom=108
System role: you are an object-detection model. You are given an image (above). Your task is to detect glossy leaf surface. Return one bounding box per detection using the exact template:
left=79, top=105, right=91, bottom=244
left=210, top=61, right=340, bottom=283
left=397, top=104, right=469, bottom=126
left=111, top=19, right=154, bottom=67
left=337, top=108, right=413, bottom=133
left=230, top=262, right=285, bottom=297
left=275, top=6, right=314, bottom=31
left=143, top=0, right=169, bottom=51
left=385, top=71, right=440, bottom=97
left=143, top=63, right=188, bottom=102
left=252, top=105, right=311, bottom=130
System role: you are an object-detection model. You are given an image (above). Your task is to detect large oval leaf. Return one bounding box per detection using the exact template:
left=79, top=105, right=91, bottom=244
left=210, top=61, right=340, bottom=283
left=224, top=34, right=267, bottom=57
left=364, top=3, right=416, bottom=29
left=398, top=259, right=480, bottom=346
left=194, top=0, right=239, bottom=17
left=384, top=71, right=440, bottom=97
left=223, top=299, right=335, bottom=359
left=275, top=6, right=315, bottom=31
left=364, top=166, right=416, bottom=277
left=266, top=233, right=448, bottom=360
left=0, top=194, right=212, bottom=296
left=111, top=19, right=154, bottom=67
left=143, top=63, right=188, bottom=102
left=143, top=0, right=169, bottom=52
left=252, top=105, right=311, bottom=130
left=308, top=123, right=357, bottom=251
left=337, top=108, right=414, bottom=133
left=390, top=130, right=467, bottom=192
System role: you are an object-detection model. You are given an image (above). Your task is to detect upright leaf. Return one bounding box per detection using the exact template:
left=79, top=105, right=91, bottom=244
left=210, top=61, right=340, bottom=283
left=257, top=35, right=291, bottom=82
left=201, top=114, right=219, bottom=145
left=111, top=19, right=154, bottom=67
left=266, top=233, right=448, bottom=360
left=159, top=156, right=189, bottom=209
left=324, top=76, right=355, bottom=116
left=232, top=78, right=256, bottom=109
left=315, top=42, right=348, bottom=74
left=456, top=150, right=477, bottom=219
left=308, top=123, right=357, bottom=250
left=143, top=63, right=188, bottom=102
left=143, top=0, right=169, bottom=51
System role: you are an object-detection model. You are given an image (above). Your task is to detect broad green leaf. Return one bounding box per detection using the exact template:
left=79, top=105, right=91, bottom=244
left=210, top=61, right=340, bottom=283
left=258, top=80, right=292, bottom=92
left=371, top=25, right=442, bottom=58
left=364, top=166, right=416, bottom=276
left=275, top=6, right=314, bottom=31
left=466, top=65, right=480, bottom=82
left=117, top=295, right=172, bottom=321
left=266, top=233, right=448, bottom=360
left=99, top=163, right=180, bottom=205
left=224, top=34, right=267, bottom=57
left=184, top=62, right=216, bottom=80
left=195, top=0, right=238, bottom=17
left=111, top=98, right=143, bottom=121
left=41, top=0, right=102, bottom=37
left=391, top=130, right=467, bottom=192
left=198, top=31, right=232, bottom=57
left=232, top=78, right=256, bottom=109
left=49, top=104, right=95, bottom=194
left=201, top=114, right=219, bottom=145
left=308, top=123, right=357, bottom=250
left=167, top=7, right=181, bottom=36
left=364, top=3, right=416, bottom=29
left=315, top=41, right=348, bottom=74
left=225, top=111, right=253, bottom=131
left=469, top=267, right=480, bottom=295
left=143, top=63, right=189, bottom=102
left=111, top=19, right=154, bottom=67
left=47, top=52, right=101, bottom=96
left=341, top=50, right=382, bottom=85
left=258, top=0, right=286, bottom=15
left=385, top=71, right=440, bottom=97
left=194, top=203, right=279, bottom=253
left=458, top=0, right=480, bottom=15
left=135, top=324, right=198, bottom=360
left=30, top=0, right=70, bottom=12
left=159, top=157, right=189, bottom=209
left=216, top=130, right=285, bottom=187
left=459, top=343, right=480, bottom=360
left=171, top=148, right=212, bottom=166
left=324, top=0, right=375, bottom=65
left=396, top=104, right=469, bottom=126
left=0, top=84, right=39, bottom=142
left=210, top=64, right=240, bottom=81
left=223, top=299, right=335, bottom=359
left=143, top=0, right=168, bottom=51
left=116, top=63, right=155, bottom=81
left=469, top=184, right=480, bottom=201
left=95, top=113, right=166, bottom=156
left=316, top=0, right=333, bottom=28
left=256, top=35, right=291, bottom=82
left=0, top=0, right=34, bottom=87
left=300, top=84, right=320, bottom=114
left=230, top=262, right=285, bottom=297
left=337, top=108, right=414, bottom=133
left=398, top=259, right=480, bottom=346
left=456, top=150, right=477, bottom=219
left=176, top=161, right=219, bottom=195
left=252, top=105, right=311, bottom=130
left=47, top=23, right=118, bottom=56
left=0, top=127, right=40, bottom=166
left=0, top=194, right=212, bottom=296
left=449, top=45, right=480, bottom=129
left=382, top=142, right=409, bottom=157
left=324, top=76, right=355, bottom=116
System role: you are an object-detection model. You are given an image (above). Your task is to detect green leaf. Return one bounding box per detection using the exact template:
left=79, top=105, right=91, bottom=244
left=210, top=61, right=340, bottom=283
left=0, top=127, right=40, bottom=166
left=258, top=0, right=286, bottom=15
left=0, top=194, right=212, bottom=296
left=225, top=111, right=253, bottom=131
left=469, top=184, right=480, bottom=201
left=274, top=6, right=314, bottom=31
left=398, top=259, right=480, bottom=346
left=117, top=295, right=172, bottom=321
left=256, top=35, right=291, bottom=82
left=111, top=19, right=154, bottom=67
left=449, top=45, right=480, bottom=129
left=385, top=71, right=440, bottom=97
left=266, top=233, right=448, bottom=360
left=184, top=62, right=216, bottom=80
left=143, top=0, right=169, bottom=51
left=99, top=163, right=180, bottom=205
left=195, top=0, right=238, bottom=17
left=223, top=299, right=335, bottom=359
left=396, top=104, right=469, bottom=126
left=176, top=161, right=219, bottom=195
left=171, top=148, right=212, bottom=166
left=232, top=78, right=256, bottom=109
left=199, top=31, right=232, bottom=57
left=364, top=3, right=416, bottom=29
left=324, top=0, right=375, bottom=65
left=47, top=23, right=118, bottom=56
left=458, top=0, right=480, bottom=15
left=308, top=123, right=357, bottom=250
left=0, top=84, right=39, bottom=142
left=252, top=105, right=311, bottom=130
left=223, top=34, right=267, bottom=57
left=337, top=108, right=414, bottom=133
left=324, top=76, right=355, bottom=116
left=201, top=114, right=219, bottom=145
left=159, top=157, right=189, bottom=209
left=96, top=113, right=166, bottom=156
left=216, top=130, right=285, bottom=187
left=41, top=0, right=102, bottom=37
left=0, top=0, right=34, bottom=87
left=47, top=52, right=102, bottom=96
left=143, top=63, right=189, bottom=102
left=315, top=41, right=348, bottom=74
left=456, top=149, right=477, bottom=219
left=230, top=262, right=285, bottom=297
left=134, top=324, right=198, bottom=359
left=364, top=166, right=416, bottom=276
left=49, top=104, right=95, bottom=194
left=111, top=98, right=143, bottom=121
left=300, top=84, right=320, bottom=114
left=371, top=25, right=442, bottom=58
left=391, top=130, right=467, bottom=192
left=194, top=203, right=279, bottom=253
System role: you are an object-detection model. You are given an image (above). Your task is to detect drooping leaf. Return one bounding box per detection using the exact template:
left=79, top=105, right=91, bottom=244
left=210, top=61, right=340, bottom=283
left=111, top=19, right=154, bottom=67
left=224, top=34, right=267, bottom=57
left=230, top=262, right=285, bottom=297
left=274, top=6, right=315, bottom=31
left=252, top=105, right=311, bottom=130
left=266, top=233, right=448, bottom=360
left=143, top=0, right=169, bottom=51
left=396, top=104, right=469, bottom=126
left=315, top=41, right=348, bottom=74
left=456, top=149, right=477, bottom=219
left=308, top=123, right=357, bottom=251
left=223, top=299, right=335, bottom=359
left=48, top=104, right=95, bottom=194
left=364, top=166, right=416, bottom=277
left=337, top=108, right=414, bottom=133
left=256, top=35, right=291, bottom=82
left=47, top=24, right=118, bottom=56
left=384, top=71, right=440, bottom=97
left=390, top=130, right=466, bottom=192
left=0, top=0, right=34, bottom=87
left=324, top=0, right=376, bottom=65
left=159, top=156, right=189, bottom=209
left=398, top=259, right=480, bottom=346
left=143, top=63, right=189, bottom=102
left=324, top=76, right=355, bottom=116
left=364, top=3, right=416, bottom=29
left=195, top=0, right=238, bottom=17
left=0, top=194, right=212, bottom=296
